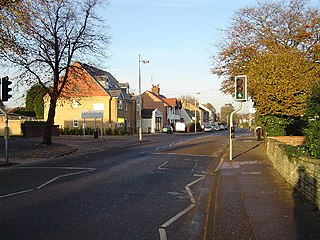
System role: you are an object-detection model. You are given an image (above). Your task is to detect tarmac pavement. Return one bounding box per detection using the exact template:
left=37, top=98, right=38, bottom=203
left=206, top=131, right=320, bottom=240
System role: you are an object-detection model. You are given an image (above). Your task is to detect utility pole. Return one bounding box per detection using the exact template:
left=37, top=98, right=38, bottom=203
left=0, top=107, right=9, bottom=162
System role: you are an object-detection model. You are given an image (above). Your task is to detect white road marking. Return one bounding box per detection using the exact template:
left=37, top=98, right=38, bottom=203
left=191, top=163, right=198, bottom=172
left=159, top=228, right=167, bottom=240
left=0, top=189, right=34, bottom=199
left=159, top=174, right=206, bottom=239
left=158, top=161, right=168, bottom=170
left=160, top=204, right=196, bottom=228
left=242, top=171, right=262, bottom=175
left=0, top=167, right=96, bottom=199
left=36, top=168, right=95, bottom=189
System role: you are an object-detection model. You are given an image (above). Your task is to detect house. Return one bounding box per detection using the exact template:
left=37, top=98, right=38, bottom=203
left=141, top=84, right=182, bottom=131
left=43, top=62, right=136, bottom=134
left=141, top=108, right=163, bottom=133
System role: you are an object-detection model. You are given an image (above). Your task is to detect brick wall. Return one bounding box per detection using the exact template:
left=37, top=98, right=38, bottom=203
left=267, top=137, right=320, bottom=209
left=142, top=91, right=168, bottom=126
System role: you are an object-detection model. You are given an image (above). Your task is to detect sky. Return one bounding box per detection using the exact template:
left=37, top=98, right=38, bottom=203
left=6, top=0, right=319, bottom=113
left=100, top=0, right=257, bottom=113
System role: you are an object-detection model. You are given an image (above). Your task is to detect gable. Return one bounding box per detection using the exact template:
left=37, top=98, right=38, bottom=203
left=61, top=62, right=108, bottom=98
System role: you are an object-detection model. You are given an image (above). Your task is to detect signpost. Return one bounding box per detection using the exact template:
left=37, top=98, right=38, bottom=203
left=81, top=110, right=104, bottom=138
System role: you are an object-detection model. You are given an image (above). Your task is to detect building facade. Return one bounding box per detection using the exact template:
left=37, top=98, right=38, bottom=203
left=43, top=62, right=136, bottom=134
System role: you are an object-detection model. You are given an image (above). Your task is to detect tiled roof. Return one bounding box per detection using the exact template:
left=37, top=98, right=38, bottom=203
left=79, top=62, right=132, bottom=100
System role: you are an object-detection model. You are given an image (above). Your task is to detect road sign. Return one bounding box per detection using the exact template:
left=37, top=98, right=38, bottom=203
left=81, top=110, right=103, bottom=119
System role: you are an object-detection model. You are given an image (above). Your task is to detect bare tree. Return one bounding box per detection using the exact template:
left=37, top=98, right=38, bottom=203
left=1, top=0, right=110, bottom=145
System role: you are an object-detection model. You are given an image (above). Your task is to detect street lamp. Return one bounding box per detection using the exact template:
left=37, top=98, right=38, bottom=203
left=138, top=54, right=149, bottom=142
left=194, top=92, right=200, bottom=133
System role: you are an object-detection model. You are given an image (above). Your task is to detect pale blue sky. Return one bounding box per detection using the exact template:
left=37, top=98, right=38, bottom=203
left=101, top=0, right=257, bottom=112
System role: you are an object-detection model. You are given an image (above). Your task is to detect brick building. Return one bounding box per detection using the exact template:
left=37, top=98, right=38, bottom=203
left=141, top=84, right=182, bottom=130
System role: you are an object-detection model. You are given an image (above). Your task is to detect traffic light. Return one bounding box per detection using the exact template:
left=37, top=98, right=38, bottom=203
left=235, top=75, right=247, bottom=101
left=230, top=126, right=235, bottom=139
left=2, top=76, right=12, bottom=101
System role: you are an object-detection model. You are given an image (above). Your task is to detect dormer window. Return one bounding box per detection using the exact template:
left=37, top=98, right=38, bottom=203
left=117, top=99, right=123, bottom=109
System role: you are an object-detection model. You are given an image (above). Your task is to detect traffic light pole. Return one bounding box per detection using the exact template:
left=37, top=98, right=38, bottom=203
left=229, top=101, right=243, bottom=161
left=0, top=107, right=9, bottom=162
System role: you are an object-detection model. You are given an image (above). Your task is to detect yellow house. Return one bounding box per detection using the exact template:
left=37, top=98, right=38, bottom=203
left=44, top=62, right=137, bottom=134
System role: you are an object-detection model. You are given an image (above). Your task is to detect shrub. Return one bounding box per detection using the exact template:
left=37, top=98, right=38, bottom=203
left=21, top=121, right=46, bottom=137
left=258, top=115, right=295, bottom=136
left=113, top=128, right=119, bottom=135
left=105, top=128, right=112, bottom=135
left=303, top=120, right=320, bottom=158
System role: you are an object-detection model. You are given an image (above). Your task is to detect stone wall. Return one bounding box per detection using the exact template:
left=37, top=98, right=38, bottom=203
left=267, top=137, right=320, bottom=209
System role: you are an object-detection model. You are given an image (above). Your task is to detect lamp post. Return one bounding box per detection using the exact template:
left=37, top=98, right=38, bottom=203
left=138, top=54, right=149, bottom=141
left=194, top=92, right=200, bottom=133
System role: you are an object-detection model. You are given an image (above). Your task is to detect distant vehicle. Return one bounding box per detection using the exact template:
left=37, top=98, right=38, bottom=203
left=162, top=125, right=173, bottom=134
left=204, top=126, right=213, bottom=132
left=219, top=125, right=226, bottom=131
left=212, top=125, right=220, bottom=131
left=175, top=122, right=186, bottom=132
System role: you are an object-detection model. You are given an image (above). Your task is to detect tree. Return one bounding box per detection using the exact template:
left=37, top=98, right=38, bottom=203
left=247, top=45, right=316, bottom=117
left=212, top=0, right=320, bottom=99
left=1, top=0, right=110, bottom=145
left=0, top=0, right=32, bottom=56
left=25, top=84, right=46, bottom=119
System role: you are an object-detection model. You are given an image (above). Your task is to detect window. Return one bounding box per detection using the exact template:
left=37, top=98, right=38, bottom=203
left=117, top=99, right=123, bottom=109
left=72, top=100, right=79, bottom=108
left=73, top=118, right=79, bottom=128
left=124, top=101, right=128, bottom=110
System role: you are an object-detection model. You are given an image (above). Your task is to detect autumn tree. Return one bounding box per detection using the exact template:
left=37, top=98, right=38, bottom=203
left=247, top=46, right=317, bottom=116
left=212, top=0, right=320, bottom=116
left=0, top=0, right=31, bottom=56
left=1, top=0, right=110, bottom=145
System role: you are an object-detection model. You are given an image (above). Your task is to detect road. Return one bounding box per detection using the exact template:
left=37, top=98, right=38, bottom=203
left=0, top=131, right=229, bottom=240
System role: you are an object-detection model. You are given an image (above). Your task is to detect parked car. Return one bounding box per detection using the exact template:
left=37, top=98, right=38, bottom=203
left=204, top=126, right=213, bottom=132
left=162, top=125, right=173, bottom=134
left=212, top=125, right=220, bottom=131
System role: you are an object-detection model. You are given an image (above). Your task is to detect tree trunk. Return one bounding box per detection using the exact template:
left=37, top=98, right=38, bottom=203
left=42, top=93, right=58, bottom=145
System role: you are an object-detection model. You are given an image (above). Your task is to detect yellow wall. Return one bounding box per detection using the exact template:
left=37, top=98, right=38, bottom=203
left=0, top=118, right=24, bottom=135
left=44, top=95, right=114, bottom=129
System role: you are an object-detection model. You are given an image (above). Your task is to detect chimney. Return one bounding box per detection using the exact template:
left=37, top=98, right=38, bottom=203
left=151, top=84, right=160, bottom=95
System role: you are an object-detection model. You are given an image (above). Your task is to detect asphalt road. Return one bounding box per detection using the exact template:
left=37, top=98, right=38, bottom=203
left=0, top=131, right=229, bottom=240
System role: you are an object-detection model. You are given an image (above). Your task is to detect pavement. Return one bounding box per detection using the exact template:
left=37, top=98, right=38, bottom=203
left=206, top=131, right=320, bottom=240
